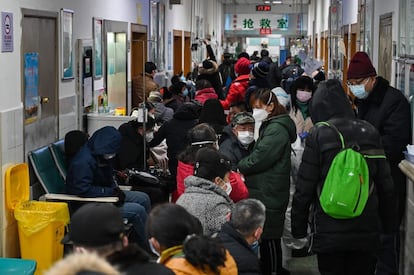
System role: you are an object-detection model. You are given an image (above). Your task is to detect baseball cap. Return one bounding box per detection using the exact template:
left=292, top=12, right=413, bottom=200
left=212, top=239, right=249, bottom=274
left=232, top=112, right=255, bottom=126
left=61, top=203, right=125, bottom=247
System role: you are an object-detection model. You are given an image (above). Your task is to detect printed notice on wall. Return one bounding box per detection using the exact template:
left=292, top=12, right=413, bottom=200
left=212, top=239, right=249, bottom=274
left=24, top=52, right=39, bottom=124
left=2, top=12, right=13, bottom=52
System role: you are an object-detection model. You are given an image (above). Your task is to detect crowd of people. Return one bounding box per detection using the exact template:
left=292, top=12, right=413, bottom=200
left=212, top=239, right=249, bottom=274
left=51, top=46, right=411, bottom=275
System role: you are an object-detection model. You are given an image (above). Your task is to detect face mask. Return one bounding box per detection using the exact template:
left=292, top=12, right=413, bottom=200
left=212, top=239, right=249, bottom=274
left=237, top=131, right=254, bottom=145
left=180, top=76, right=186, bottom=82
left=145, top=132, right=154, bottom=142
left=349, top=85, right=369, bottom=99
left=223, top=181, right=232, bottom=195
left=296, top=90, right=312, bottom=102
left=252, top=108, right=268, bottom=122
left=102, top=153, right=116, bottom=160
left=148, top=240, right=160, bottom=257
left=182, top=88, right=189, bottom=97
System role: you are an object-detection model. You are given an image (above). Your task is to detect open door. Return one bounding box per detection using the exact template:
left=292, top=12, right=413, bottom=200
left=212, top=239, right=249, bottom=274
left=173, top=29, right=183, bottom=75
left=131, top=24, right=148, bottom=80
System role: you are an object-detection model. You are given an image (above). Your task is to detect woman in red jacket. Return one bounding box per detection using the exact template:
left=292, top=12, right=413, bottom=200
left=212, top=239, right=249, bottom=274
left=173, top=123, right=248, bottom=203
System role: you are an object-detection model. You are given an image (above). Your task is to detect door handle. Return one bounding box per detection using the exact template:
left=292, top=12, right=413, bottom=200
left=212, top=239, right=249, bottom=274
left=40, top=96, right=49, bottom=104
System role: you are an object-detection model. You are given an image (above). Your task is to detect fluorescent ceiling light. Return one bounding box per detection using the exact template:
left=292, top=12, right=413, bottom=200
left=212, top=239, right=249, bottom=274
left=273, top=0, right=282, bottom=3
left=264, top=1, right=271, bottom=3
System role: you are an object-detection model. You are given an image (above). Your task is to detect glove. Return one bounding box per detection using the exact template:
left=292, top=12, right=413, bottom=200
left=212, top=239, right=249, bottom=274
left=112, top=187, right=126, bottom=207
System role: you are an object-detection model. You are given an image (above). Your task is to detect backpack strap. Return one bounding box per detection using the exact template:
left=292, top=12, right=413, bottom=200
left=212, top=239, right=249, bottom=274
left=316, top=121, right=345, bottom=150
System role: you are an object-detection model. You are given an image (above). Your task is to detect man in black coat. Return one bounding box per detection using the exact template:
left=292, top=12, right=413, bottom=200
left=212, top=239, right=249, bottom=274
left=62, top=203, right=174, bottom=275
left=347, top=51, right=411, bottom=274
left=217, top=199, right=265, bottom=275
left=291, top=80, right=396, bottom=275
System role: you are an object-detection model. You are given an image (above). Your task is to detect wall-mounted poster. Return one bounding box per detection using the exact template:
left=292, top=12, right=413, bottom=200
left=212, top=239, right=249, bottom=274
left=61, top=9, right=74, bottom=80
left=24, top=52, right=39, bottom=124
left=93, top=17, right=103, bottom=79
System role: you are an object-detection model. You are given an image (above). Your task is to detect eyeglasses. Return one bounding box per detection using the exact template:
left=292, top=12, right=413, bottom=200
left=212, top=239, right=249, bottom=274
left=347, top=78, right=369, bottom=87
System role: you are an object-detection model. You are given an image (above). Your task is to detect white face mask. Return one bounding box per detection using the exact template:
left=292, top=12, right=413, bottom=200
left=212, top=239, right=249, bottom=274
left=223, top=181, right=232, bottom=195
left=145, top=132, right=154, bottom=142
left=252, top=108, right=268, bottom=122
left=148, top=240, right=160, bottom=257
left=237, top=131, right=254, bottom=145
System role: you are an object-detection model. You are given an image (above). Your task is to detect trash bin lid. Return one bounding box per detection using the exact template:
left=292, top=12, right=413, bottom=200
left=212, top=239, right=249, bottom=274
left=5, top=163, right=30, bottom=210
left=0, top=258, right=36, bottom=275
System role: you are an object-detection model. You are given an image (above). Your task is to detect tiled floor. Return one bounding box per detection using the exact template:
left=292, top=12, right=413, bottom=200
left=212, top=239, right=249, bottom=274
left=286, top=255, right=320, bottom=275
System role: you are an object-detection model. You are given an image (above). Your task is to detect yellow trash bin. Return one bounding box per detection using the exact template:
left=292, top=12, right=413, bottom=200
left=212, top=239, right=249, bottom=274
left=5, top=163, right=70, bottom=275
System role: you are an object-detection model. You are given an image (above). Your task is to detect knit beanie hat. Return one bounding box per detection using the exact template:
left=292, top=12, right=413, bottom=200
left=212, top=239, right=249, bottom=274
left=347, top=51, right=377, bottom=79
left=252, top=61, right=269, bottom=78
left=234, top=57, right=251, bottom=75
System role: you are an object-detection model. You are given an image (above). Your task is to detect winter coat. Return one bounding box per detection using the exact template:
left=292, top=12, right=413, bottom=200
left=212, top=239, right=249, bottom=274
left=66, top=126, right=121, bottom=197
left=107, top=244, right=175, bottom=275
left=153, top=102, right=174, bottom=124
left=355, top=76, right=411, bottom=166
left=176, top=175, right=234, bottom=236
left=289, top=107, right=313, bottom=135
left=291, top=79, right=396, bottom=253
left=219, top=124, right=254, bottom=170
left=149, top=103, right=199, bottom=176
left=217, top=223, right=261, bottom=275
left=132, top=73, right=159, bottom=108
left=161, top=246, right=238, bottom=275
left=175, top=161, right=248, bottom=203
left=195, top=87, right=218, bottom=104
left=116, top=120, right=147, bottom=171
left=238, top=114, right=296, bottom=239
left=220, top=74, right=250, bottom=110
left=44, top=252, right=120, bottom=275
left=164, top=94, right=185, bottom=113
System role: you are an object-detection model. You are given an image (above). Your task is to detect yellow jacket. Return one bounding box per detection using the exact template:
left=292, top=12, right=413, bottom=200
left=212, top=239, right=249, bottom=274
left=160, top=246, right=238, bottom=275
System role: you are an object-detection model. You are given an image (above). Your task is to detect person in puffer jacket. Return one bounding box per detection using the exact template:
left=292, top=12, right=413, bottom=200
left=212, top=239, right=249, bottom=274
left=291, top=79, right=396, bottom=275
left=66, top=126, right=151, bottom=248
left=194, top=79, right=218, bottom=105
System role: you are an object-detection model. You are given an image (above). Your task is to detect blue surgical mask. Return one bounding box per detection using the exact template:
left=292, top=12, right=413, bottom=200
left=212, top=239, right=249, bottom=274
left=349, top=84, right=369, bottom=99
left=182, top=88, right=189, bottom=97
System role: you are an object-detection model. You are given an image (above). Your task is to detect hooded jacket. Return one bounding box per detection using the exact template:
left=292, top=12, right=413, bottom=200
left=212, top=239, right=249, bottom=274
left=238, top=114, right=296, bottom=239
left=66, top=126, right=121, bottom=197
left=149, top=103, right=200, bottom=176
left=291, top=80, right=396, bottom=253
left=194, top=87, right=218, bottom=104
left=176, top=175, right=233, bottom=236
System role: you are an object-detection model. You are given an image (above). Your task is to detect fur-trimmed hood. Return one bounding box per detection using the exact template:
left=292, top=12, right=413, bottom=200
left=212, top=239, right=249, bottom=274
left=45, top=252, right=120, bottom=275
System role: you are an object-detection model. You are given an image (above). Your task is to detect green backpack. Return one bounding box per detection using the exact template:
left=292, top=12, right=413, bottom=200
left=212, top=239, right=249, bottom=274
left=317, top=122, right=386, bottom=219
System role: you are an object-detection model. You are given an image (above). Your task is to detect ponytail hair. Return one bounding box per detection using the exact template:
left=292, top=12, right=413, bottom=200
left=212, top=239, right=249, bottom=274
left=183, top=235, right=226, bottom=274
left=146, top=204, right=227, bottom=274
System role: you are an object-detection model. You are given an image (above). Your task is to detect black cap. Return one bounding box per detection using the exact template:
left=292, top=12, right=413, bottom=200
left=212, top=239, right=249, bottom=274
left=61, top=203, right=125, bottom=247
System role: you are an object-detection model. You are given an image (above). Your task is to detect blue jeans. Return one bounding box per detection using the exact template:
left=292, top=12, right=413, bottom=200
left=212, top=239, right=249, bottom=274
left=119, top=190, right=151, bottom=247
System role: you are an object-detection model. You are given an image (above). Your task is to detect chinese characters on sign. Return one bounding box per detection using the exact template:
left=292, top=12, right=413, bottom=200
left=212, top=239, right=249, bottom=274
left=2, top=12, right=13, bottom=52
left=242, top=17, right=288, bottom=34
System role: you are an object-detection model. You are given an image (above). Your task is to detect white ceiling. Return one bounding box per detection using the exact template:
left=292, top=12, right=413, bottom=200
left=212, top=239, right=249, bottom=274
left=219, top=0, right=309, bottom=5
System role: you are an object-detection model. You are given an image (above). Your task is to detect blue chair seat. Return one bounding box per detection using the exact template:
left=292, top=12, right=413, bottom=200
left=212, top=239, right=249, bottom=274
left=0, top=258, right=36, bottom=275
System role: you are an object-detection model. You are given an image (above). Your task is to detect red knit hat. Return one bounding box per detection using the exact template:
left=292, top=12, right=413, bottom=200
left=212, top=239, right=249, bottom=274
left=234, top=57, right=251, bottom=75
left=347, top=51, right=377, bottom=79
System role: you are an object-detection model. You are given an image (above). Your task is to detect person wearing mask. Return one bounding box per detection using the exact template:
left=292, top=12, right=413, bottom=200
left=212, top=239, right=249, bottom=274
left=347, top=51, right=411, bottom=275
left=194, top=79, right=218, bottom=104
left=60, top=203, right=174, bottom=275
left=149, top=102, right=200, bottom=179
left=146, top=203, right=238, bottom=275
left=176, top=147, right=234, bottom=236
left=289, top=76, right=314, bottom=137
left=132, top=62, right=159, bottom=108
left=175, top=123, right=248, bottom=203
left=217, top=199, right=266, bottom=275
left=66, top=126, right=151, bottom=248
left=245, top=61, right=271, bottom=114
left=218, top=52, right=236, bottom=93
left=291, top=79, right=395, bottom=275
left=147, top=91, right=174, bottom=125
left=238, top=88, right=296, bottom=275
left=220, top=57, right=251, bottom=110
left=219, top=112, right=255, bottom=170
left=164, top=81, right=188, bottom=112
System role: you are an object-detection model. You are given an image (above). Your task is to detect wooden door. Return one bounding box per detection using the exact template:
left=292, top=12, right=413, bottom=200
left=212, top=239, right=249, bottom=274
left=173, top=29, right=182, bottom=75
